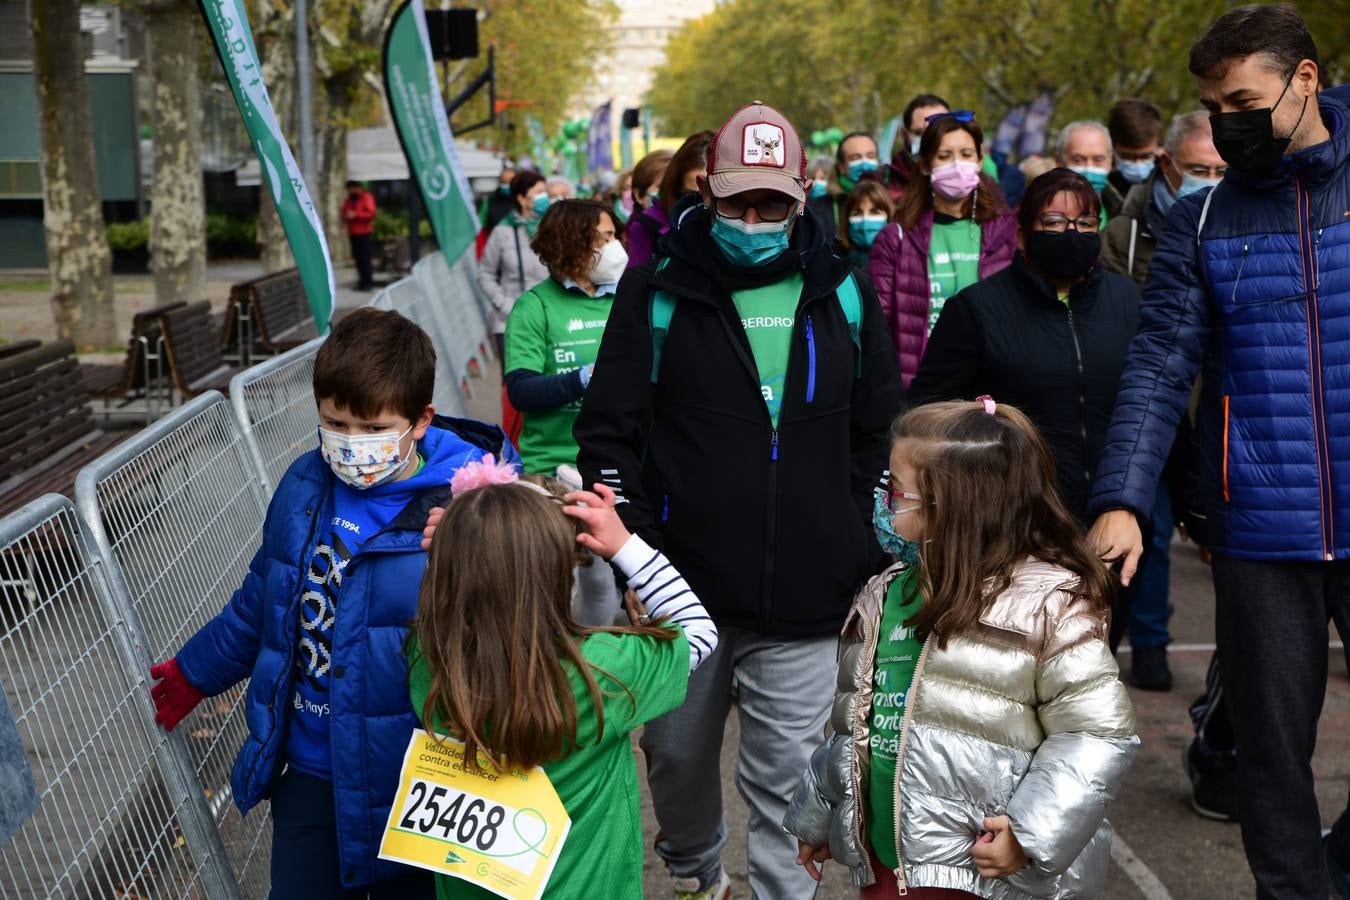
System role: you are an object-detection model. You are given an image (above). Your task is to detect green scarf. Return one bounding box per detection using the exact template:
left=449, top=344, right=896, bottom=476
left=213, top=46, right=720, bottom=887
left=507, top=210, right=540, bottom=239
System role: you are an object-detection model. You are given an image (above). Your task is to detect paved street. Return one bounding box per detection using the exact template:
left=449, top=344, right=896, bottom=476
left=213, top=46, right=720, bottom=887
left=631, top=539, right=1350, bottom=900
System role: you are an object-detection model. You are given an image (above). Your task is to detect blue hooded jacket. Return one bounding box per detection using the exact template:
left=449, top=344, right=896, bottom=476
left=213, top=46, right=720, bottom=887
left=1090, top=91, right=1350, bottom=559
left=175, top=415, right=519, bottom=887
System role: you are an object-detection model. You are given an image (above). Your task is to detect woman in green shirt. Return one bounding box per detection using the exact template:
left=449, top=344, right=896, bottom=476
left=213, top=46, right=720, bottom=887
left=867, top=113, right=1019, bottom=389
left=505, top=199, right=628, bottom=624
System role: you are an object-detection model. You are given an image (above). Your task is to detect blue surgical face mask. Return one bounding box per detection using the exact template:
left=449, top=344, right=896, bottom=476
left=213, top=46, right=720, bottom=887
left=1071, top=166, right=1111, bottom=194
left=531, top=193, right=551, bottom=216
left=497, top=184, right=512, bottom=195
left=710, top=213, right=793, bottom=267
left=848, top=215, right=887, bottom=250
left=1116, top=158, right=1155, bottom=184
left=1177, top=172, right=1221, bottom=199
left=809, top=179, right=829, bottom=199
left=872, top=489, right=921, bottom=565
left=848, top=159, right=879, bottom=182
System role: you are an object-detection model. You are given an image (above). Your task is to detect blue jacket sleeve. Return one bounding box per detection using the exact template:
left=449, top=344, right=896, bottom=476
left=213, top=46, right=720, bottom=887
left=1088, top=192, right=1214, bottom=520
left=175, top=537, right=268, bottom=697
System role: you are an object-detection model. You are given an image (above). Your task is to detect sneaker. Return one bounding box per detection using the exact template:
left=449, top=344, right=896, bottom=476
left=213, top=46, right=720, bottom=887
left=1328, top=833, right=1350, bottom=899
left=673, top=871, right=732, bottom=900
left=1130, top=645, right=1173, bottom=692
left=1183, top=740, right=1237, bottom=822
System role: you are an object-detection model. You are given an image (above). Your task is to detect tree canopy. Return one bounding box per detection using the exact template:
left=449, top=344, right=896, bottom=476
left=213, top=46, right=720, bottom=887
left=648, top=0, right=1350, bottom=149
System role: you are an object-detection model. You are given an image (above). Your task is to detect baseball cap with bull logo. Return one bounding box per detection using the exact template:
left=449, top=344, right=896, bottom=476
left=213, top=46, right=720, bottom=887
left=707, top=101, right=807, bottom=204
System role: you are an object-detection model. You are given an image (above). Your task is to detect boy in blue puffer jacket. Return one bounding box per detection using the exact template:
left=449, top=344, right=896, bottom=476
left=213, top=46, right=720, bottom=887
left=148, top=308, right=518, bottom=897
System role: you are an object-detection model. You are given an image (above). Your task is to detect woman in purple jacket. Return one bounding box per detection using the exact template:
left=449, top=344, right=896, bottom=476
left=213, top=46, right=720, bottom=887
left=868, top=112, right=1017, bottom=388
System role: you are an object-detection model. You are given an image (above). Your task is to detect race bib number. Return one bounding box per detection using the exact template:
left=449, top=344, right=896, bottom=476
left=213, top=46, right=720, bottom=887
left=379, top=730, right=571, bottom=900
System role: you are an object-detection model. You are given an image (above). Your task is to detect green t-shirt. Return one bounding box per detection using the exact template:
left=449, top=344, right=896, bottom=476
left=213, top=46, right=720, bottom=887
left=407, top=629, right=690, bottom=900
left=505, top=278, right=614, bottom=474
left=926, top=219, right=982, bottom=336
left=731, top=272, right=804, bottom=427
left=867, top=567, right=924, bottom=871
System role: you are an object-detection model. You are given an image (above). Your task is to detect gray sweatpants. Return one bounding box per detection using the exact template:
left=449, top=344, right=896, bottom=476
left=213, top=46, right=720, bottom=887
left=640, top=625, right=835, bottom=899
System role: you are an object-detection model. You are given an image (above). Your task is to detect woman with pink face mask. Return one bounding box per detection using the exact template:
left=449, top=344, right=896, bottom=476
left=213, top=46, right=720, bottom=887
left=868, top=112, right=1018, bottom=388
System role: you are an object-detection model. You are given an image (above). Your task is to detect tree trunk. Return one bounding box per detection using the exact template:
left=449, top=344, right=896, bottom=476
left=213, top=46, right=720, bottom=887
left=144, top=0, right=206, bottom=305
left=255, top=0, right=295, bottom=273
left=318, top=81, right=350, bottom=265
left=30, top=0, right=117, bottom=350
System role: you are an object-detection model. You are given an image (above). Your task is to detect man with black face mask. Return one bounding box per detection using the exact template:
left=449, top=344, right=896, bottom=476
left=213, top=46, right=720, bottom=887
left=575, top=101, right=902, bottom=899
left=1087, top=6, right=1350, bottom=897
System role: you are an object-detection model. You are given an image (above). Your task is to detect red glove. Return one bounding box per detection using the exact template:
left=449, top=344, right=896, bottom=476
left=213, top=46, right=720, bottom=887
left=149, top=658, right=204, bottom=732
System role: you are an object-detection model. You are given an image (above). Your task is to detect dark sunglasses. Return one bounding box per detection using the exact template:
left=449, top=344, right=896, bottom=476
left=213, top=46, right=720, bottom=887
left=925, top=109, right=976, bottom=125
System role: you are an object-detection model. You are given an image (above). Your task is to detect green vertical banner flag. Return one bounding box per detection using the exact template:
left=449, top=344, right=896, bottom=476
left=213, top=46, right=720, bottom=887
left=383, top=0, right=479, bottom=266
left=197, top=0, right=335, bottom=332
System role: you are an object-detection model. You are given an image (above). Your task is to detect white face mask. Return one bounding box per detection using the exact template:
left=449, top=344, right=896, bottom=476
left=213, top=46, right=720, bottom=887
left=588, top=239, right=629, bottom=285
left=318, top=425, right=414, bottom=489
left=909, top=135, right=923, bottom=156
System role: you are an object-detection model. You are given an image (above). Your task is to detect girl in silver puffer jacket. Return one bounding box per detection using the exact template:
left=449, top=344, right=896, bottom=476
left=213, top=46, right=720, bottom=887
left=785, top=399, right=1138, bottom=899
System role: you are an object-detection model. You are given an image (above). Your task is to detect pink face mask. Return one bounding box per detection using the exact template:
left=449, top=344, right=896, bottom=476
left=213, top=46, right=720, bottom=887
left=930, top=160, right=982, bottom=201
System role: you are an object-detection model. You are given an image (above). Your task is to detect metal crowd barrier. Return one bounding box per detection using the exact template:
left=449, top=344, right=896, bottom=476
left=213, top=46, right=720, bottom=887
left=74, top=393, right=273, bottom=897
left=0, top=494, right=238, bottom=898
left=370, top=275, right=471, bottom=419
left=0, top=247, right=496, bottom=896
left=229, top=336, right=326, bottom=494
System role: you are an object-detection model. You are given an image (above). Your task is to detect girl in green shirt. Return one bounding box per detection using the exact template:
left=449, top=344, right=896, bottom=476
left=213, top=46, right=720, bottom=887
left=410, top=463, right=718, bottom=899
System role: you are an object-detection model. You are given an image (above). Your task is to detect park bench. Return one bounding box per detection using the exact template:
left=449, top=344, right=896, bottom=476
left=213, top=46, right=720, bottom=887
left=161, top=301, right=245, bottom=399
left=84, top=301, right=183, bottom=421
left=221, top=268, right=315, bottom=366
left=0, top=340, right=41, bottom=360
left=0, top=341, right=129, bottom=516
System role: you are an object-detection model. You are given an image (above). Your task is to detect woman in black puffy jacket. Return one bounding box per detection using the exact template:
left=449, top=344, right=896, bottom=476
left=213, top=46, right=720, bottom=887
left=908, top=168, right=1142, bottom=528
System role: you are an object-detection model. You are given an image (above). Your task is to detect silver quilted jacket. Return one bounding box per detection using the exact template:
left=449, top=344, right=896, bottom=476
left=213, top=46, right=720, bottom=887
left=784, top=558, right=1138, bottom=898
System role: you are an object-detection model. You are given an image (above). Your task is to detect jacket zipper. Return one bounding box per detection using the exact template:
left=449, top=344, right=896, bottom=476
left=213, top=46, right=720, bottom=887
left=761, top=430, right=779, bottom=621
left=891, top=622, right=939, bottom=894
left=1296, top=176, right=1333, bottom=559
left=1221, top=395, right=1231, bottom=503
left=805, top=315, right=817, bottom=403
left=1065, top=306, right=1090, bottom=486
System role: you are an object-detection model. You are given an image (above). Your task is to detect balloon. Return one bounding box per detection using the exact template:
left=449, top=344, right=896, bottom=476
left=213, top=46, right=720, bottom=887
left=825, top=127, right=845, bottom=144
left=552, top=136, right=568, bottom=152
left=563, top=121, right=581, bottom=139
left=810, top=130, right=826, bottom=147
left=563, top=140, right=578, bottom=156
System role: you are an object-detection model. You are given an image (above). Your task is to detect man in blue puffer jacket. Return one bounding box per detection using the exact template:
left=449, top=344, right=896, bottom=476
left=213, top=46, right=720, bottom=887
left=1087, top=6, right=1350, bottom=898
left=146, top=308, right=518, bottom=896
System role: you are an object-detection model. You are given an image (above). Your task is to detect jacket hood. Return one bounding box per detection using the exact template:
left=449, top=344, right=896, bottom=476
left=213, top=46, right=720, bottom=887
left=1224, top=92, right=1349, bottom=189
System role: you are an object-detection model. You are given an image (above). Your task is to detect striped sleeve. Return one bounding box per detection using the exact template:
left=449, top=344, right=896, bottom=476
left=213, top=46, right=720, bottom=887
left=610, top=535, right=718, bottom=671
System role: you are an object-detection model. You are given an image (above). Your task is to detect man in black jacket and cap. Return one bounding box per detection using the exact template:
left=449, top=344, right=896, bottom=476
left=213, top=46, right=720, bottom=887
left=575, top=101, right=902, bottom=900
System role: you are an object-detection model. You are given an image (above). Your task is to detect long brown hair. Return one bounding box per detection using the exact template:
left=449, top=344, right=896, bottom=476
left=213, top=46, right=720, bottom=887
left=893, top=115, right=1003, bottom=230
left=659, top=130, right=714, bottom=213
left=892, top=401, right=1114, bottom=648
left=413, top=478, right=674, bottom=773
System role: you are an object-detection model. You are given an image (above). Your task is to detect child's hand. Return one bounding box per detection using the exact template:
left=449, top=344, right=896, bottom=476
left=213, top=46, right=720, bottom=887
left=562, top=483, right=632, bottom=560
left=971, top=815, right=1027, bottom=878
left=149, top=658, right=204, bottom=732
left=421, top=506, right=445, bottom=551
left=794, top=840, right=831, bottom=882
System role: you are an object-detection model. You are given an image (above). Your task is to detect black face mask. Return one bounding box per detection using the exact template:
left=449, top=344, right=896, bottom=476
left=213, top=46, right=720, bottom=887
left=1025, top=230, right=1100, bottom=282
left=1209, top=75, right=1308, bottom=174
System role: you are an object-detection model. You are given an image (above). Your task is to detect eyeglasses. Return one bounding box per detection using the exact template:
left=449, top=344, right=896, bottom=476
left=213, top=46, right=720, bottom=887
left=926, top=109, right=976, bottom=125
left=1182, top=163, right=1227, bottom=179
left=1037, top=213, right=1101, bottom=234
left=713, top=194, right=795, bottom=223
left=881, top=486, right=924, bottom=516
